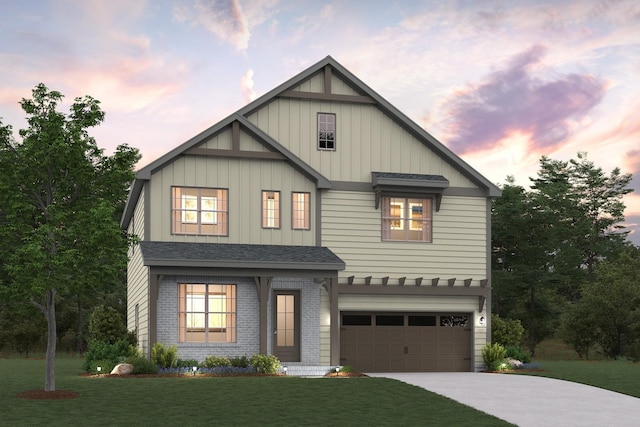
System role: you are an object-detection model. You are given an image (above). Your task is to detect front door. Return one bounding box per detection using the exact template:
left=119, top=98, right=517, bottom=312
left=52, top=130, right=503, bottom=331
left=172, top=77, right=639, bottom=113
left=273, top=290, right=300, bottom=362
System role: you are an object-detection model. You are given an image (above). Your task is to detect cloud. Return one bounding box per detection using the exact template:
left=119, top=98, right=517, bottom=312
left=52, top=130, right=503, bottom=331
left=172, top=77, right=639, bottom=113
left=174, top=0, right=280, bottom=52
left=625, top=149, right=640, bottom=193
left=443, top=45, right=607, bottom=154
left=240, top=68, right=256, bottom=103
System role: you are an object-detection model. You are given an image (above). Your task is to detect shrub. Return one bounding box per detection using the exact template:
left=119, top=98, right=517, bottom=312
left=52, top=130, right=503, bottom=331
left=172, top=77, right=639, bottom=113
left=82, top=339, right=138, bottom=372
left=491, top=314, right=525, bottom=348
left=151, top=342, right=178, bottom=368
left=229, top=355, right=249, bottom=368
left=176, top=359, right=200, bottom=368
left=125, top=356, right=159, bottom=374
left=482, top=342, right=507, bottom=371
left=250, top=354, right=281, bottom=374
left=88, top=359, right=116, bottom=374
left=505, top=345, right=531, bottom=364
left=88, top=305, right=127, bottom=345
left=626, top=340, right=640, bottom=363
left=202, top=355, right=231, bottom=368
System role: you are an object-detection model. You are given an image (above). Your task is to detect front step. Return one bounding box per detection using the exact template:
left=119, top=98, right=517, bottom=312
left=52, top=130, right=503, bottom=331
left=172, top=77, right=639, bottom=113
left=279, top=365, right=339, bottom=377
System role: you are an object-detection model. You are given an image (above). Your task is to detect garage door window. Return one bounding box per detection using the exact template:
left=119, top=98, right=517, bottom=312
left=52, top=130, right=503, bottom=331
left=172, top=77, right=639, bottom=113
left=440, top=315, right=469, bottom=327
left=375, top=315, right=404, bottom=326
left=409, top=315, right=436, bottom=326
left=342, top=315, right=372, bottom=326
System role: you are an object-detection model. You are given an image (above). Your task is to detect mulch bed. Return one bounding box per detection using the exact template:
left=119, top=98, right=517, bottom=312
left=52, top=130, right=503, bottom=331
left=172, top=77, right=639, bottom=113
left=17, top=390, right=80, bottom=400
left=324, top=372, right=368, bottom=377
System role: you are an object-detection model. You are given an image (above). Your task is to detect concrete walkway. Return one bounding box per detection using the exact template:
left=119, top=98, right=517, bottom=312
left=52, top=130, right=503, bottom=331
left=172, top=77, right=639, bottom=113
left=367, top=372, right=640, bottom=427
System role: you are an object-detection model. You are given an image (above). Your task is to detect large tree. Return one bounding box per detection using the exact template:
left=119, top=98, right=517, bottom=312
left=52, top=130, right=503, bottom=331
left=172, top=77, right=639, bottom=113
left=531, top=153, right=632, bottom=285
left=492, top=178, right=561, bottom=353
left=0, top=84, right=139, bottom=391
left=492, top=154, right=633, bottom=353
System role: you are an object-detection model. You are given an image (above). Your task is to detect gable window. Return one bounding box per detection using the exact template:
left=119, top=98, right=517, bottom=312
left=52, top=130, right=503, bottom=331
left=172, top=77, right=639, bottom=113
left=179, top=284, right=236, bottom=343
left=292, top=192, right=310, bottom=230
left=262, top=191, right=280, bottom=228
left=382, top=197, right=432, bottom=242
left=318, top=113, right=335, bottom=150
left=172, top=187, right=228, bottom=235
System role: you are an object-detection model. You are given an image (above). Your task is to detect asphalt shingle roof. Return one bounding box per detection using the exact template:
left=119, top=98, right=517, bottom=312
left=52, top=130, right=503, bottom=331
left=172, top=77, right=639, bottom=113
left=139, top=241, right=345, bottom=271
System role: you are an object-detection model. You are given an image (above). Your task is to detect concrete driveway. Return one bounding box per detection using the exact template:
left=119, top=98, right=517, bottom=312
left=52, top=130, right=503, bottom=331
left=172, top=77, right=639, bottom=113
left=367, top=372, right=640, bottom=427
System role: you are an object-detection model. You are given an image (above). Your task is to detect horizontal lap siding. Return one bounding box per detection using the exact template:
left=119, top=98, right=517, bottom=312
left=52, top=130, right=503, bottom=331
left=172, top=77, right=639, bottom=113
left=127, top=187, right=150, bottom=355
left=322, top=191, right=487, bottom=280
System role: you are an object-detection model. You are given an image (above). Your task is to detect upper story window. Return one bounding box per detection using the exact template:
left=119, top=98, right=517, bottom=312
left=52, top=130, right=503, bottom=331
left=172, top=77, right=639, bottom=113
left=172, top=187, right=228, bottom=235
left=318, top=113, right=335, bottom=150
left=381, top=197, right=432, bottom=242
left=292, top=192, right=310, bottom=230
left=178, top=283, right=236, bottom=343
left=262, top=191, right=280, bottom=228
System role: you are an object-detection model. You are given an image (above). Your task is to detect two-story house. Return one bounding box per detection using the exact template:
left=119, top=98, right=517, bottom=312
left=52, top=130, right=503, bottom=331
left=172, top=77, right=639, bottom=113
left=120, top=56, right=501, bottom=373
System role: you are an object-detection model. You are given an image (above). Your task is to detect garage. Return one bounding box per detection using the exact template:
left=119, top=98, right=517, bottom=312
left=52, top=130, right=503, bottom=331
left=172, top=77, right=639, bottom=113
left=340, top=312, right=472, bottom=372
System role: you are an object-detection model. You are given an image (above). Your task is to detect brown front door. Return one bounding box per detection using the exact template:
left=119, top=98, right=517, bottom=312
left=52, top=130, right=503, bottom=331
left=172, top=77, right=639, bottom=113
left=273, top=291, right=300, bottom=362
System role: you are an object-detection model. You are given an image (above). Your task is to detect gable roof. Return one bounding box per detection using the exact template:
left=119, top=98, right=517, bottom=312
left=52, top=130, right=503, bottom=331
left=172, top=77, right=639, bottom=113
left=121, top=56, right=501, bottom=229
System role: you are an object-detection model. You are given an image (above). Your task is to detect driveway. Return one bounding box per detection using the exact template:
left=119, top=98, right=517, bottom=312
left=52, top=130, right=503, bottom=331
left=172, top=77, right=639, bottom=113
left=367, top=372, right=640, bottom=427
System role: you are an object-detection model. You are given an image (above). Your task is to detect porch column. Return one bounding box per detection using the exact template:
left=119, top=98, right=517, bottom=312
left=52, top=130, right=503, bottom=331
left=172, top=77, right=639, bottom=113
left=148, top=274, right=161, bottom=359
left=328, top=277, right=340, bottom=365
left=255, top=276, right=272, bottom=355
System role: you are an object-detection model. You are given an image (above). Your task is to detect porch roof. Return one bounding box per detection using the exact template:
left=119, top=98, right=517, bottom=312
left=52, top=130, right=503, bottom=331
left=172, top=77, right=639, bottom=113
left=139, top=241, right=346, bottom=271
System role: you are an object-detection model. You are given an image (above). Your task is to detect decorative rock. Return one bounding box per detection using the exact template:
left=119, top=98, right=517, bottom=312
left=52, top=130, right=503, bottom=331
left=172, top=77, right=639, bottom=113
left=506, top=358, right=523, bottom=368
left=110, top=363, right=134, bottom=375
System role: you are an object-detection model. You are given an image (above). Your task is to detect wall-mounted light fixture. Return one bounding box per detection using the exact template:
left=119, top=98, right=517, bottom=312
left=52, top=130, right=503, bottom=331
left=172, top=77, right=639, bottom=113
left=479, top=316, right=486, bottom=327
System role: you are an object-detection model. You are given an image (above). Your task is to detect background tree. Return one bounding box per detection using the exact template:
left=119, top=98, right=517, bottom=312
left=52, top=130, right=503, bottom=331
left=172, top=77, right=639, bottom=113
left=0, top=84, right=139, bottom=391
left=492, top=179, right=561, bottom=354
left=492, top=154, right=633, bottom=355
left=577, top=248, right=640, bottom=358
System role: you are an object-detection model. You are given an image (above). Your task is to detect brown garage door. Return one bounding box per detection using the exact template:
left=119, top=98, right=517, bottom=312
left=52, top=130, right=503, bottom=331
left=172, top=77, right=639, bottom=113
left=340, top=312, right=471, bottom=372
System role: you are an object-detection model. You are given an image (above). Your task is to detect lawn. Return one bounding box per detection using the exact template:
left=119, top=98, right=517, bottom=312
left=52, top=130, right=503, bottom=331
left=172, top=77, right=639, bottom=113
left=515, top=359, right=640, bottom=398
left=0, top=358, right=513, bottom=427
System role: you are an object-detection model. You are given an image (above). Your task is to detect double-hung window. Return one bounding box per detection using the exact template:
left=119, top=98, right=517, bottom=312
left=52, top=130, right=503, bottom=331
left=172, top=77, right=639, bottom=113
left=262, top=191, right=280, bottom=228
left=382, top=197, right=432, bottom=242
left=172, top=187, right=228, bottom=235
left=178, top=284, right=236, bottom=343
left=292, top=192, right=310, bottom=230
left=318, top=113, right=335, bottom=150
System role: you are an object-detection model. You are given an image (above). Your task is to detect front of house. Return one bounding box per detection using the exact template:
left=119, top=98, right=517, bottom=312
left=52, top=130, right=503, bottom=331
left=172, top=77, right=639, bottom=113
left=121, top=56, right=501, bottom=372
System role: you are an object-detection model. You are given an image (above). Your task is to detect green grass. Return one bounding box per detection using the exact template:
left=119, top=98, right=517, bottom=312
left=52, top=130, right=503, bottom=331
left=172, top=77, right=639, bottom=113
left=0, top=358, right=513, bottom=427
left=515, top=359, right=640, bottom=398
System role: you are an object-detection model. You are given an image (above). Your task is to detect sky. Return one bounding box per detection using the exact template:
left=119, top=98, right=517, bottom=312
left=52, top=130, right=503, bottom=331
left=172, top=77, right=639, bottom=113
left=1, top=0, right=639, bottom=245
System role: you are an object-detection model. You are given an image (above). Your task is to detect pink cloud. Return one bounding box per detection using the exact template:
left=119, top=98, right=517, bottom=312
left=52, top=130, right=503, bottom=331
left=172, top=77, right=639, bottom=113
left=625, top=149, right=640, bottom=194
left=443, top=45, right=607, bottom=154
left=175, top=0, right=251, bottom=52
left=240, top=69, right=257, bottom=103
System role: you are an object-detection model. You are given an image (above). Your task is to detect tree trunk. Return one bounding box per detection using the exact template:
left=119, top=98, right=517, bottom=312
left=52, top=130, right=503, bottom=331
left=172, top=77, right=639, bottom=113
left=529, top=285, right=536, bottom=357
left=45, top=289, right=57, bottom=391
left=76, top=296, right=85, bottom=353
left=32, top=289, right=57, bottom=391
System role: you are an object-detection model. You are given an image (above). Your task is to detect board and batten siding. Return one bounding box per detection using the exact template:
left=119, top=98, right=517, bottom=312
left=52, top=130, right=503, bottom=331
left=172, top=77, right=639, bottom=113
left=290, top=71, right=360, bottom=96
left=127, top=186, right=150, bottom=356
left=246, top=98, right=477, bottom=187
left=148, top=155, right=316, bottom=245
left=322, top=190, right=487, bottom=280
